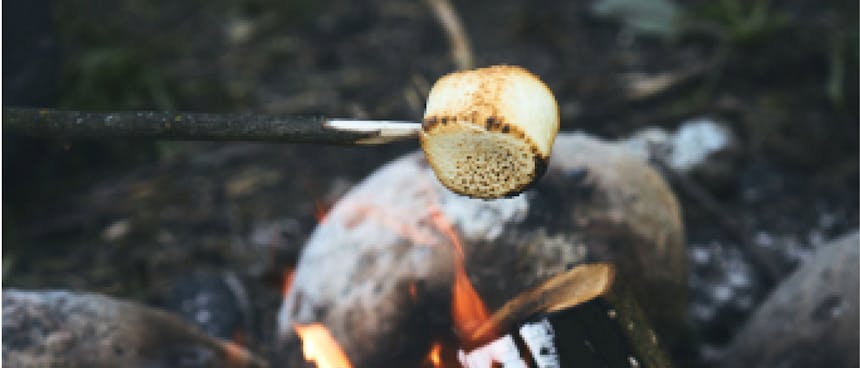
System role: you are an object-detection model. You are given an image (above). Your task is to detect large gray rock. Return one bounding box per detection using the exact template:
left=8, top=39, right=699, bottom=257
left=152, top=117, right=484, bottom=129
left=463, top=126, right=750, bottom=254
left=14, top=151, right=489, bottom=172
left=2, top=290, right=266, bottom=368
left=717, top=231, right=859, bottom=368
left=277, top=133, right=686, bottom=367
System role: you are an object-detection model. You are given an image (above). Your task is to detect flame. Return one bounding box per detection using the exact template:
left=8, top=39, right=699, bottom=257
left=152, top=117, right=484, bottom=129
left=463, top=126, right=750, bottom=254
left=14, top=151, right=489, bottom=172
left=283, top=268, right=296, bottom=296
left=294, top=323, right=353, bottom=368
left=451, top=267, right=490, bottom=338
left=427, top=208, right=465, bottom=258
left=427, top=206, right=492, bottom=342
left=309, top=191, right=493, bottom=364
left=314, top=200, right=329, bottom=223
left=409, top=281, right=418, bottom=301
left=428, top=342, right=443, bottom=368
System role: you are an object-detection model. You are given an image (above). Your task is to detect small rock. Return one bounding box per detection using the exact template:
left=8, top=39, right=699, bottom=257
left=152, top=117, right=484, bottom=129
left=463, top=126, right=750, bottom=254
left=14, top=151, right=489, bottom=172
left=101, top=219, right=131, bottom=241
left=669, top=119, right=736, bottom=173
left=165, top=273, right=250, bottom=342
left=624, top=118, right=740, bottom=188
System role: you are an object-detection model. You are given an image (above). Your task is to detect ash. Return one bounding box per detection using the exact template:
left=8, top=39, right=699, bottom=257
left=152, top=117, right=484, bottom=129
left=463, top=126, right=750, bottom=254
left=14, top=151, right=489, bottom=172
left=687, top=240, right=760, bottom=347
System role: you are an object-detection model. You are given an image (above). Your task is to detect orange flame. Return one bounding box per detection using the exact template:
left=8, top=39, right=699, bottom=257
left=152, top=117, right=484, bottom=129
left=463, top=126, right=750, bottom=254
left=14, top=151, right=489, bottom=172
left=451, top=267, right=490, bottom=339
left=409, top=281, right=418, bottom=301
left=309, top=194, right=493, bottom=364
left=294, top=323, right=353, bottom=368
left=427, top=206, right=492, bottom=342
left=428, top=342, right=443, bottom=368
left=427, top=208, right=465, bottom=258
left=283, top=268, right=296, bottom=296
left=314, top=200, right=330, bottom=223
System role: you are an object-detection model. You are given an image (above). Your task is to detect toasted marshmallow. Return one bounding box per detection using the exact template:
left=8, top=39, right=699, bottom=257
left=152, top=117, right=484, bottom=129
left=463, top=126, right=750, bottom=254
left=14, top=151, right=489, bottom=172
left=420, top=65, right=560, bottom=199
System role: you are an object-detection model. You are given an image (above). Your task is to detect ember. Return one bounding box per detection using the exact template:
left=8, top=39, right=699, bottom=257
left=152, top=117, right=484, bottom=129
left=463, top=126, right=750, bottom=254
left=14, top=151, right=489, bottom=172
left=428, top=343, right=443, bottom=368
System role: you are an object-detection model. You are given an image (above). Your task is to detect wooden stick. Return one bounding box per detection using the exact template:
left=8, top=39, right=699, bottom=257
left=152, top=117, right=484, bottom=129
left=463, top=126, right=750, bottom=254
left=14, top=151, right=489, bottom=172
left=424, top=0, right=474, bottom=70
left=2, top=107, right=421, bottom=145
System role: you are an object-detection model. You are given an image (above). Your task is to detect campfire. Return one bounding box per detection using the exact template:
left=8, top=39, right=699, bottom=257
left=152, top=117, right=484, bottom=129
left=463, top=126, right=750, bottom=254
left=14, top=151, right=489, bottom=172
left=277, top=131, right=686, bottom=367
left=287, top=197, right=626, bottom=368
left=286, top=201, right=496, bottom=368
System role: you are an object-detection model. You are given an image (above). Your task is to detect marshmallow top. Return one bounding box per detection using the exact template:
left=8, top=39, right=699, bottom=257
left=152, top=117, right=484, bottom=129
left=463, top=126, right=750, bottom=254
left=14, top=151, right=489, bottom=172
left=420, top=65, right=560, bottom=198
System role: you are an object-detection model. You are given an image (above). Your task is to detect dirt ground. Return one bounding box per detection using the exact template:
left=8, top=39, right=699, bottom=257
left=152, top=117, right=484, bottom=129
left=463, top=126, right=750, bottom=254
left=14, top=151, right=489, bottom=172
left=3, top=0, right=858, bottom=366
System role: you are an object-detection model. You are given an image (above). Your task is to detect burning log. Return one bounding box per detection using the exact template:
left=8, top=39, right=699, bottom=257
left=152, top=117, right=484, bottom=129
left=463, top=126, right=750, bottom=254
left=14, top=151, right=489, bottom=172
left=278, top=133, right=685, bottom=367
left=466, top=263, right=616, bottom=347
left=2, top=290, right=267, bottom=368
left=458, top=263, right=672, bottom=368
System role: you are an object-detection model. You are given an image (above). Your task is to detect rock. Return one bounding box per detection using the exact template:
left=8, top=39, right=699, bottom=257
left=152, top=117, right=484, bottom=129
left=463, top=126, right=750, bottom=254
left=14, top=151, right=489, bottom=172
left=623, top=118, right=740, bottom=189
left=165, top=272, right=251, bottom=342
left=277, top=133, right=686, bottom=367
left=2, top=289, right=267, bottom=368
left=672, top=120, right=737, bottom=171
left=717, top=230, right=859, bottom=368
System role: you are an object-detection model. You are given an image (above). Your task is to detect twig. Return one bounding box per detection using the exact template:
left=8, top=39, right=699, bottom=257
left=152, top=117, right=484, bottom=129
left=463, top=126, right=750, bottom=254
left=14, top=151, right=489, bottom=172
left=3, top=107, right=420, bottom=145
left=424, top=0, right=474, bottom=70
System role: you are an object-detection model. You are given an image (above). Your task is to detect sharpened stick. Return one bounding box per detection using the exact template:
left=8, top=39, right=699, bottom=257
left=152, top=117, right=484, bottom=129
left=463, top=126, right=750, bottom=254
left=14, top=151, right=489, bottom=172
left=3, top=107, right=421, bottom=145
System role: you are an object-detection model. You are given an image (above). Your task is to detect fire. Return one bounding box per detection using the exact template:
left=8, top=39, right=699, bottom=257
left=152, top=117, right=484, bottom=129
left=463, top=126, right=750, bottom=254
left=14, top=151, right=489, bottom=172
left=294, top=323, right=353, bottom=368
left=283, top=268, right=296, bottom=295
left=428, top=342, right=443, bottom=368
left=427, top=208, right=465, bottom=258
left=314, top=200, right=329, bottom=223
left=409, top=281, right=418, bottom=301
left=297, top=192, right=493, bottom=366
left=427, top=206, right=492, bottom=342
left=451, top=267, right=490, bottom=338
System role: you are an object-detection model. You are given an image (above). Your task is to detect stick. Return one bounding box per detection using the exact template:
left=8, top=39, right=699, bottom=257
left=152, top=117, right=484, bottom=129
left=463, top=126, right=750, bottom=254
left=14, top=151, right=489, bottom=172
left=2, top=107, right=421, bottom=145
left=424, top=0, right=474, bottom=70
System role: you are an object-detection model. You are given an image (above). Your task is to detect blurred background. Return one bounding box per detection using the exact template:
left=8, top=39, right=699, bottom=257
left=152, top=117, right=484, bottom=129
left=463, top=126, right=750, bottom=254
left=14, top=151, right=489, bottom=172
left=3, top=0, right=858, bottom=366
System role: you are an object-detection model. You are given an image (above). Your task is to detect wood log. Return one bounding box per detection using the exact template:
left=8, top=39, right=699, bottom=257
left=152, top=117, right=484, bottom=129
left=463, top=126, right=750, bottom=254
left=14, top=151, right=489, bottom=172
left=467, top=263, right=616, bottom=347
left=277, top=133, right=686, bottom=367
left=460, top=263, right=673, bottom=368
left=2, top=289, right=267, bottom=368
